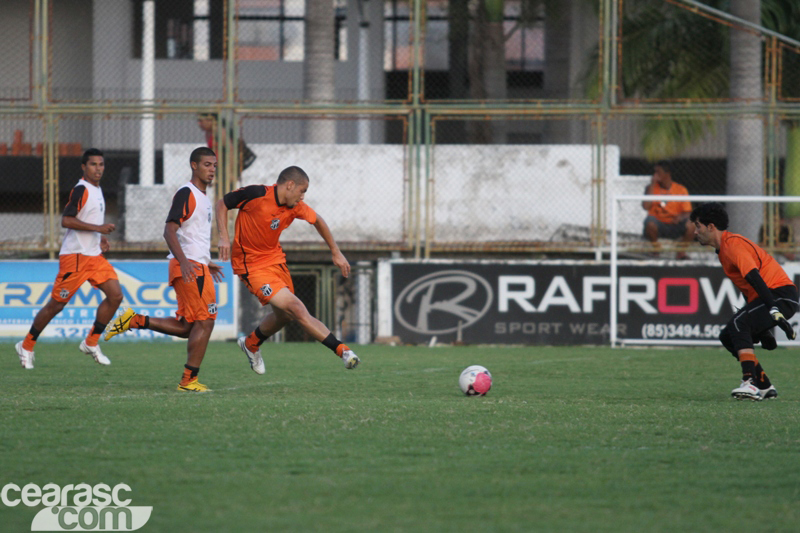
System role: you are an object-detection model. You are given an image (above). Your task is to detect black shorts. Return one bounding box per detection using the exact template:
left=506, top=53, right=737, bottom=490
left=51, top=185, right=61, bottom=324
left=723, top=285, right=799, bottom=352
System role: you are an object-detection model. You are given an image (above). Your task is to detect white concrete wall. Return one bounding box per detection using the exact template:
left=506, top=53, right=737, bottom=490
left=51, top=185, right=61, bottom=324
left=125, top=143, right=647, bottom=245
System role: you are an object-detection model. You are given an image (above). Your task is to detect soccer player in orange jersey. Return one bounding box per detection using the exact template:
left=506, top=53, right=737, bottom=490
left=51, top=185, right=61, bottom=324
left=215, top=166, right=359, bottom=374
left=642, top=161, right=695, bottom=259
left=105, top=147, right=224, bottom=392
left=15, top=149, right=123, bottom=369
left=691, top=202, right=799, bottom=400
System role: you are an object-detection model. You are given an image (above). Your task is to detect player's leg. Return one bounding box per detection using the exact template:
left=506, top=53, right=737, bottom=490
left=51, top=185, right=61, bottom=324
left=237, top=269, right=292, bottom=374
left=17, top=256, right=85, bottom=368
left=171, top=262, right=217, bottom=391
left=725, top=302, right=776, bottom=400
left=178, top=318, right=215, bottom=392
left=237, top=306, right=290, bottom=375
left=16, top=298, right=67, bottom=369
left=106, top=310, right=194, bottom=340
left=76, top=277, right=123, bottom=366
left=269, top=288, right=359, bottom=369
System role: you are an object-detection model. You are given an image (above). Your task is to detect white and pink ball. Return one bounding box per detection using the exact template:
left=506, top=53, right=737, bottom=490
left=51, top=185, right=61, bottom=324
left=459, top=365, right=492, bottom=396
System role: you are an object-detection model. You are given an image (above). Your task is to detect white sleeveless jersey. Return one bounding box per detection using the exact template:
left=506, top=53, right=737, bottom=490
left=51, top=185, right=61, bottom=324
left=166, top=182, right=212, bottom=264
left=60, top=178, right=105, bottom=256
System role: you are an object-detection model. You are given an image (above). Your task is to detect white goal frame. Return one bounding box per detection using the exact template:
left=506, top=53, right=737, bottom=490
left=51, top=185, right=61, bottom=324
left=610, top=194, right=800, bottom=347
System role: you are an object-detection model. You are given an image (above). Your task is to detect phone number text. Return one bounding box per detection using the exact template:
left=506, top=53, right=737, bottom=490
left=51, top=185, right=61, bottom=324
left=641, top=323, right=722, bottom=340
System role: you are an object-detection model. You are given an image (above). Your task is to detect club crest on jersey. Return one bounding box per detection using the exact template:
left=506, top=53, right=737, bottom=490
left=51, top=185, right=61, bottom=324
left=260, top=284, right=272, bottom=297
left=207, top=303, right=217, bottom=314
left=270, top=219, right=280, bottom=230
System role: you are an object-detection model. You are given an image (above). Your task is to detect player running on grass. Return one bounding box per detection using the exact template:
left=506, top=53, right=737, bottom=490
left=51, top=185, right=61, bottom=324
left=105, top=147, right=224, bottom=392
left=215, top=165, right=359, bottom=373
left=15, top=149, right=122, bottom=369
left=691, top=202, right=799, bottom=401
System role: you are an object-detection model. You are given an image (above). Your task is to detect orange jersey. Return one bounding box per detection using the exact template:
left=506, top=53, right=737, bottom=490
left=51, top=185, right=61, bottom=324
left=223, top=184, right=317, bottom=275
left=646, top=182, right=692, bottom=224
left=717, top=231, right=794, bottom=302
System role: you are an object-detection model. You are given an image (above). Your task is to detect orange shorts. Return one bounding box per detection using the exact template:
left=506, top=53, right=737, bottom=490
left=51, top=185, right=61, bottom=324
left=239, top=263, right=294, bottom=306
left=51, top=254, right=118, bottom=303
left=169, top=259, right=218, bottom=322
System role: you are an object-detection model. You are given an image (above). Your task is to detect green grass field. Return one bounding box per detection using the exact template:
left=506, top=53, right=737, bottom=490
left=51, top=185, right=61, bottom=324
left=2, top=341, right=800, bottom=532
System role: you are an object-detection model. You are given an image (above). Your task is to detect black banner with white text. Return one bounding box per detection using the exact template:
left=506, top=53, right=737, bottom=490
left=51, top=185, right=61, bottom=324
left=379, top=260, right=800, bottom=345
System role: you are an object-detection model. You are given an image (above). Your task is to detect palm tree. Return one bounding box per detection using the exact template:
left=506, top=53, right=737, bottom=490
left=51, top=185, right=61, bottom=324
left=461, top=0, right=547, bottom=143
left=304, top=0, right=336, bottom=143
left=727, top=0, right=763, bottom=239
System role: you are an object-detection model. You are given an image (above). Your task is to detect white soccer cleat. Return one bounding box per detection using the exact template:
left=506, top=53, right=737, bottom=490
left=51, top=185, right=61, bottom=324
left=342, top=349, right=359, bottom=369
left=759, top=384, right=778, bottom=400
left=237, top=336, right=265, bottom=375
left=15, top=341, right=34, bottom=370
left=731, top=379, right=761, bottom=401
left=79, top=340, right=111, bottom=366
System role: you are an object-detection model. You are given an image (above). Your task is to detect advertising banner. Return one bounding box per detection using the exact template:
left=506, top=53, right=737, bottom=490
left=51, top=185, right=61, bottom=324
left=0, top=260, right=236, bottom=341
left=378, top=260, right=800, bottom=345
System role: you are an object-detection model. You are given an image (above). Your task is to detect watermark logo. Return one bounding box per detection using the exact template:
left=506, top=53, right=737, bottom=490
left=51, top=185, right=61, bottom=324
left=2, top=482, right=152, bottom=531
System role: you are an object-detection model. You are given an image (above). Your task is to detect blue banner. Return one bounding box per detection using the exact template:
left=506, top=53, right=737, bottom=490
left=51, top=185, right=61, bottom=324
left=0, top=260, right=236, bottom=341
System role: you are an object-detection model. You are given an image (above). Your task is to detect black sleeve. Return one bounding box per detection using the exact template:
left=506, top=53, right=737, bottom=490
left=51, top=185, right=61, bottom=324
left=165, top=187, right=192, bottom=226
left=62, top=185, right=86, bottom=217
left=223, top=185, right=266, bottom=210
left=744, top=268, right=777, bottom=308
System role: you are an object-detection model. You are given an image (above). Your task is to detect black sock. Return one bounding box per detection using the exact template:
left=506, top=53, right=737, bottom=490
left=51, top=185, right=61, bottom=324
left=754, top=363, right=772, bottom=388
left=91, top=321, right=107, bottom=335
left=254, top=327, right=269, bottom=346
left=740, top=360, right=756, bottom=381
left=143, top=316, right=150, bottom=329
left=321, top=332, right=343, bottom=354
left=184, top=364, right=200, bottom=378
left=28, top=326, right=41, bottom=341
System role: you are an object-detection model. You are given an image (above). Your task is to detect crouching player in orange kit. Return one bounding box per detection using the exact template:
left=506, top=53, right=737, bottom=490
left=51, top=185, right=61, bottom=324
left=105, top=147, right=224, bottom=391
left=691, top=202, right=799, bottom=400
left=215, top=165, right=359, bottom=374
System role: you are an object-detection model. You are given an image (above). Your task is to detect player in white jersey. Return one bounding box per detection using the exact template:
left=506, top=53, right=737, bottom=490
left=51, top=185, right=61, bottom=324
left=105, top=147, right=223, bottom=392
left=15, top=149, right=123, bottom=369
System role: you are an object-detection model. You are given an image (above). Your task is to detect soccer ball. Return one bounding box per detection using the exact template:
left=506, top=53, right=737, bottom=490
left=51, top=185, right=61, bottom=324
left=459, top=365, right=492, bottom=396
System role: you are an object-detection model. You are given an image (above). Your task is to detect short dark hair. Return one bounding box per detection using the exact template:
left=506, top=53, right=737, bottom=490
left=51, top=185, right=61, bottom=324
left=82, top=148, right=104, bottom=165
left=654, top=160, right=671, bottom=174
left=277, top=166, right=309, bottom=185
left=190, top=146, right=216, bottom=165
left=690, top=202, right=729, bottom=230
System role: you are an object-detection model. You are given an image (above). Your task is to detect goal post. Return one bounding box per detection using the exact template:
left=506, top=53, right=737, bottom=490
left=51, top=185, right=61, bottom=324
left=609, top=194, right=800, bottom=347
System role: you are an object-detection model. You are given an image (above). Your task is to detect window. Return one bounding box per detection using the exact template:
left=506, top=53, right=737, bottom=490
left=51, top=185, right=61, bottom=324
left=132, top=0, right=224, bottom=59
left=383, top=0, right=545, bottom=71
left=132, top=0, right=347, bottom=61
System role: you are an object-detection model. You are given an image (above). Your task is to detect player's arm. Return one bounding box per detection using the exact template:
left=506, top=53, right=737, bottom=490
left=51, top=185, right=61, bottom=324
left=208, top=261, right=225, bottom=283
left=61, top=185, right=115, bottom=234
left=215, top=198, right=231, bottom=262
left=164, top=221, right=198, bottom=283
left=313, top=215, right=350, bottom=278
left=744, top=268, right=796, bottom=339
left=216, top=185, right=265, bottom=262
left=61, top=216, right=115, bottom=234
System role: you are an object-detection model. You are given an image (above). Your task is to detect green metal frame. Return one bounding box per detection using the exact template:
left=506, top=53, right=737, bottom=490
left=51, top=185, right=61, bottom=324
left=3, top=0, right=800, bottom=257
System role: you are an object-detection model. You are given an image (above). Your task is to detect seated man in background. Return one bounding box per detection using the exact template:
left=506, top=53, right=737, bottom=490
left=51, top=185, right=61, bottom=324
left=641, top=160, right=694, bottom=259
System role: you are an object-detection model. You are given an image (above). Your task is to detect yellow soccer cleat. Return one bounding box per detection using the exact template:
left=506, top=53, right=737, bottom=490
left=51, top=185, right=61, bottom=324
left=177, top=378, right=211, bottom=392
left=104, top=308, right=137, bottom=341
